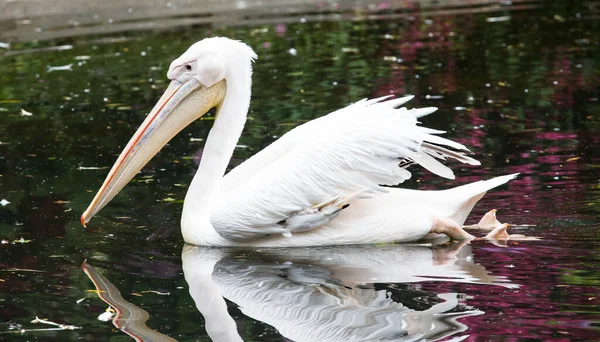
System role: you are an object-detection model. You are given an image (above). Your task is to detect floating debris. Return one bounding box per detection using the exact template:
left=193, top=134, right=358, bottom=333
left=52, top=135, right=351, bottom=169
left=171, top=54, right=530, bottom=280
left=140, top=290, right=170, bottom=296
left=2, top=317, right=80, bottom=334
left=288, top=48, right=297, bottom=56
left=74, top=55, right=91, bottom=60
left=5, top=268, right=44, bottom=272
left=30, top=316, right=81, bottom=331
left=342, top=47, right=359, bottom=53
left=78, top=166, right=109, bottom=170
left=13, top=237, right=32, bottom=244
left=76, top=298, right=86, bottom=304
left=98, top=307, right=116, bottom=322
left=566, top=157, right=581, bottom=162
left=487, top=16, right=510, bottom=23
left=20, top=109, right=33, bottom=116
left=0, top=199, right=9, bottom=206
left=47, top=63, right=73, bottom=72
left=0, top=42, right=9, bottom=49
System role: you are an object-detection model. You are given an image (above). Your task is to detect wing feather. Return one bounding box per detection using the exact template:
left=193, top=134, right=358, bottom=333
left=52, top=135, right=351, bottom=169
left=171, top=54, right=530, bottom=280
left=213, top=97, right=478, bottom=240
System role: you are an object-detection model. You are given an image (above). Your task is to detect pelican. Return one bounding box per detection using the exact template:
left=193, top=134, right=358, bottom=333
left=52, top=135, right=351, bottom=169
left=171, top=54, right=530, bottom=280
left=81, top=37, right=517, bottom=246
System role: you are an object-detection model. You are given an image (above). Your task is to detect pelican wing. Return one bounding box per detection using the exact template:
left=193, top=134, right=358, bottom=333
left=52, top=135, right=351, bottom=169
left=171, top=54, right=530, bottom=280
left=213, top=96, right=479, bottom=241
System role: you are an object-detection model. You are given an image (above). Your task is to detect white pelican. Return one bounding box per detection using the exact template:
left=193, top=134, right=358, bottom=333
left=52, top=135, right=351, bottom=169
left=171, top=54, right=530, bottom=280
left=81, top=37, right=517, bottom=246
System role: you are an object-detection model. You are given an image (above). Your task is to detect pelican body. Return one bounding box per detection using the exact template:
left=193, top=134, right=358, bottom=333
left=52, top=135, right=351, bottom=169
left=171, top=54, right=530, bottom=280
left=81, top=37, right=515, bottom=246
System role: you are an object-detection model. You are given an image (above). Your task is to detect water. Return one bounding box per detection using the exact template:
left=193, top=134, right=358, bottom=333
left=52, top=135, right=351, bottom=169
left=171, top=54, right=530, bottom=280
left=1, top=1, right=599, bottom=340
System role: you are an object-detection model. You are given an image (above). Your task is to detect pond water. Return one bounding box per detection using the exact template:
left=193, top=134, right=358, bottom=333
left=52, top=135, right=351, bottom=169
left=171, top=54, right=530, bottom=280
left=1, top=1, right=599, bottom=341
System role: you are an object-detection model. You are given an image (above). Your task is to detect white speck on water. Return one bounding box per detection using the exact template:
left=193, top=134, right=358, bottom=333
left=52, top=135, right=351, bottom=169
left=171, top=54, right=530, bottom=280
left=0, top=199, right=10, bottom=206
left=507, top=264, right=515, bottom=268
left=98, top=310, right=115, bottom=322
left=288, top=48, right=297, bottom=56
left=525, top=89, right=529, bottom=92
left=424, top=19, right=433, bottom=25
left=425, top=94, right=443, bottom=99
left=47, top=63, right=73, bottom=72
left=553, top=81, right=558, bottom=85
left=127, top=8, right=133, bottom=13
left=468, top=96, right=474, bottom=101
left=332, top=81, right=338, bottom=86
left=300, top=17, right=307, bottom=23
left=108, top=18, right=113, bottom=24
left=84, top=89, right=90, bottom=93
left=20, top=109, right=33, bottom=116
left=141, top=51, right=147, bottom=56
left=103, top=97, right=108, bottom=102
left=454, top=106, right=466, bottom=110
left=486, top=16, right=510, bottom=23
left=35, top=27, right=42, bottom=32
left=485, top=83, right=491, bottom=87
left=0, top=42, right=9, bottom=49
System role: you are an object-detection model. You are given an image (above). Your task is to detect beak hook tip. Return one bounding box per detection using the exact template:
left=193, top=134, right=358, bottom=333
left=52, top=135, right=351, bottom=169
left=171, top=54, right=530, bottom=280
left=80, top=214, right=88, bottom=228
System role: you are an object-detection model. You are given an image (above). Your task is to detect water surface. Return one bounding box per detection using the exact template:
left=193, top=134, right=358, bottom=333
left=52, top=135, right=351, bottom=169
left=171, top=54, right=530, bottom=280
left=0, top=1, right=599, bottom=340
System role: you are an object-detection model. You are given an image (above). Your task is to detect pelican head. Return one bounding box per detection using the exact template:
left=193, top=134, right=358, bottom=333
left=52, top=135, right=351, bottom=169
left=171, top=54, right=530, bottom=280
left=81, top=37, right=257, bottom=226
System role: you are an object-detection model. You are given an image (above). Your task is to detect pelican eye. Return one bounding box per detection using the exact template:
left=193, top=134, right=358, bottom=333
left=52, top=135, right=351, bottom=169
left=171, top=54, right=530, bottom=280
left=185, top=64, right=192, bottom=71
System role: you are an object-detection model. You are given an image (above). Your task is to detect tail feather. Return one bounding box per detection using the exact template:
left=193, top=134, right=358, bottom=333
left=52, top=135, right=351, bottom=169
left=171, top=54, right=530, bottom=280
left=444, top=173, right=520, bottom=225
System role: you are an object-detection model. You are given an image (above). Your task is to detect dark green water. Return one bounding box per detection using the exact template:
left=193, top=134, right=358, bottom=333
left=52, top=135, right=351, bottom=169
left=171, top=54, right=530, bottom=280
left=1, top=1, right=599, bottom=341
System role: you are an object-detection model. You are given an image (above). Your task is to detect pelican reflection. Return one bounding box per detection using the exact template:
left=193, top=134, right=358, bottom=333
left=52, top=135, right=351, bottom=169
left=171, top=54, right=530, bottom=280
left=182, top=241, right=516, bottom=342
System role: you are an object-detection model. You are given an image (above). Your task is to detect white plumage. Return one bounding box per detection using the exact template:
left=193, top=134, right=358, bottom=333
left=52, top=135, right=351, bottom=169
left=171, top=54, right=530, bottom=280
left=213, top=95, right=479, bottom=241
left=81, top=37, right=517, bottom=247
